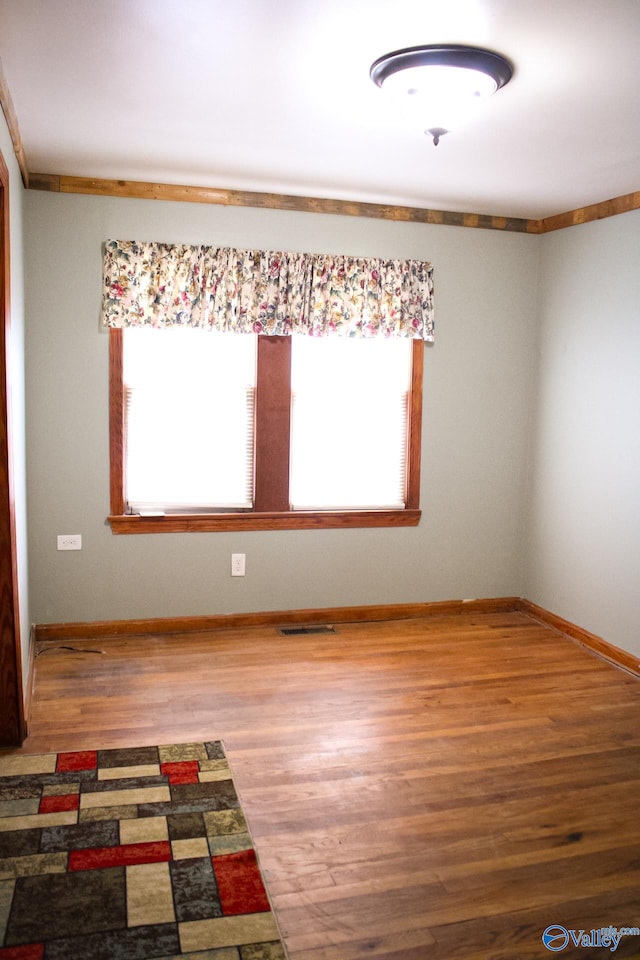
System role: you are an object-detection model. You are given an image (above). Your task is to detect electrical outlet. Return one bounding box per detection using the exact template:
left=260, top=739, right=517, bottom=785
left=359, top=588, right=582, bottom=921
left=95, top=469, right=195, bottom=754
left=57, top=534, right=82, bottom=551
left=231, top=553, right=246, bottom=577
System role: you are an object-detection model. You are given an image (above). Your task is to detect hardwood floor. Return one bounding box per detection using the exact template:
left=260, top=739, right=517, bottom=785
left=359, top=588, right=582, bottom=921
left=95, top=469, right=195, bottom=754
left=16, top=610, right=640, bottom=958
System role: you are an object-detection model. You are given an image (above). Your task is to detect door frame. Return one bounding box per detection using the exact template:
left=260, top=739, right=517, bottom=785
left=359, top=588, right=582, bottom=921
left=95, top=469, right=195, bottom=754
left=0, top=145, right=26, bottom=745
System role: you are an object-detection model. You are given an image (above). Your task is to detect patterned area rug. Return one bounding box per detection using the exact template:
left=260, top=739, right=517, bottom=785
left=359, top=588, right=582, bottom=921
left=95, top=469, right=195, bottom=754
left=0, top=741, right=286, bottom=959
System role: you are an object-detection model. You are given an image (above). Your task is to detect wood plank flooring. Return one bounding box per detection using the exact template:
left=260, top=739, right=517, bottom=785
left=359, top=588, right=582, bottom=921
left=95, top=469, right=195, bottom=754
left=14, top=610, right=640, bottom=959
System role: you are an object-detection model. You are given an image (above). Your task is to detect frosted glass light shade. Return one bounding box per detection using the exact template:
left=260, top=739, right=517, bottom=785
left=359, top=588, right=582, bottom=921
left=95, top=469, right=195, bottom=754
left=382, top=64, right=498, bottom=133
left=370, top=44, right=512, bottom=144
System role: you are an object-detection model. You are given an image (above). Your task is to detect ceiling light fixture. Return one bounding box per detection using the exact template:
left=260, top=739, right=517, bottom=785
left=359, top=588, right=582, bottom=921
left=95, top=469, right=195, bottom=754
left=370, top=44, right=513, bottom=145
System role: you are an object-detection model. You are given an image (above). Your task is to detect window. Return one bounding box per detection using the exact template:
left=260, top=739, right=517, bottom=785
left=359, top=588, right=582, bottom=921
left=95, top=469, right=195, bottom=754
left=289, top=337, right=412, bottom=510
left=109, top=329, right=423, bottom=533
left=123, top=328, right=256, bottom=512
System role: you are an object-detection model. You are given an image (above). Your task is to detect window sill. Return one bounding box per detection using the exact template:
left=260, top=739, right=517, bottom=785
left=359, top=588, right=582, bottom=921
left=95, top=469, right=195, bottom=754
left=108, top=509, right=421, bottom=534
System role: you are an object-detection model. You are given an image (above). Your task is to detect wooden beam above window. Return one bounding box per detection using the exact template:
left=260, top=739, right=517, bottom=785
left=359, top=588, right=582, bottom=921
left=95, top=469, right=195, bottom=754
left=29, top=172, right=539, bottom=233
left=28, top=172, right=640, bottom=234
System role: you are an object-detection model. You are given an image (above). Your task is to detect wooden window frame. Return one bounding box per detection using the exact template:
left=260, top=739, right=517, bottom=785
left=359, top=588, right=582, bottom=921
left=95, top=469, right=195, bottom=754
left=108, top=329, right=423, bottom=533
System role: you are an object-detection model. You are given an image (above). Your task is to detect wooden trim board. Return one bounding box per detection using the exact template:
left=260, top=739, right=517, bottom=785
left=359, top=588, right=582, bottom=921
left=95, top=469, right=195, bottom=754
left=22, top=625, right=35, bottom=728
left=540, top=191, right=640, bottom=233
left=519, top=599, right=640, bottom=678
left=34, top=597, right=520, bottom=642
left=28, top=172, right=640, bottom=235
left=33, top=597, right=640, bottom=681
left=28, top=173, right=538, bottom=234
left=0, top=58, right=28, bottom=189
left=108, top=509, right=422, bottom=534
left=0, top=146, right=27, bottom=745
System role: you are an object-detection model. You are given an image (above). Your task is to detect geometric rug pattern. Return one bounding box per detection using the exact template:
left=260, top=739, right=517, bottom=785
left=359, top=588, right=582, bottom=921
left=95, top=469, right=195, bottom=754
left=0, top=741, right=286, bottom=959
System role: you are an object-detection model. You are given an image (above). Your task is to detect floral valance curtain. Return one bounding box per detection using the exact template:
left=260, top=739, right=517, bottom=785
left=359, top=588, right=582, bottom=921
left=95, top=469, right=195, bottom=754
left=102, top=239, right=434, bottom=340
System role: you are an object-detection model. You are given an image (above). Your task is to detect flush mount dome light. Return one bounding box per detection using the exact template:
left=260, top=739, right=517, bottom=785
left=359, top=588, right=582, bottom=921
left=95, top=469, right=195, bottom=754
left=370, top=44, right=513, bottom=145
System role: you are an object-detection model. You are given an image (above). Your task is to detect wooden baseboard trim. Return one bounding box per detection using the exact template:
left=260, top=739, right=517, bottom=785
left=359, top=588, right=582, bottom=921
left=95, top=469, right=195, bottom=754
left=23, top=627, right=36, bottom=735
left=33, top=598, right=640, bottom=679
left=34, top=596, right=520, bottom=643
left=519, top=599, right=640, bottom=678
left=32, top=598, right=640, bottom=679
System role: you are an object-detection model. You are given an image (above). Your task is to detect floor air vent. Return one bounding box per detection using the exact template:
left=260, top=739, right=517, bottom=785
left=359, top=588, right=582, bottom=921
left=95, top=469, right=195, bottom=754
left=279, top=625, right=336, bottom=636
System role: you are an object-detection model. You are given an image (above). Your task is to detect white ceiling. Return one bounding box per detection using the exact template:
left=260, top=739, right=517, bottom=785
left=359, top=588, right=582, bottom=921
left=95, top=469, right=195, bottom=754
left=1, top=0, right=639, bottom=220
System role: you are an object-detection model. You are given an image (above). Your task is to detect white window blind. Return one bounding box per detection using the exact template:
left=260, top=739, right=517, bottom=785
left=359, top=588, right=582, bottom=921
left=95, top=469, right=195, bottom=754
left=289, top=336, right=413, bottom=510
left=123, top=328, right=257, bottom=512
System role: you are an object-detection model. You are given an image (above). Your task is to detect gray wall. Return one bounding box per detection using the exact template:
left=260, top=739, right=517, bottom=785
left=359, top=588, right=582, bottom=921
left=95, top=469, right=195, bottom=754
left=525, top=210, right=640, bottom=658
left=0, top=112, right=29, bottom=692
left=25, top=191, right=539, bottom=623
